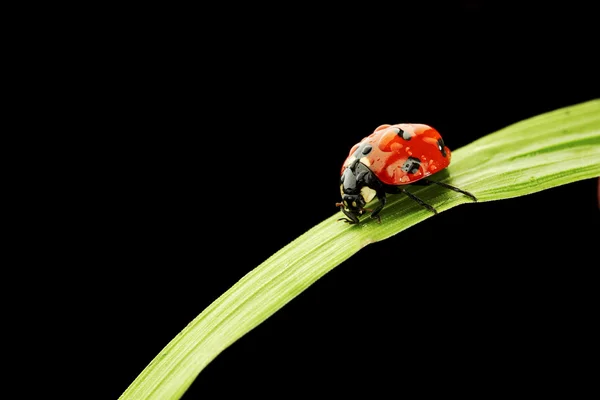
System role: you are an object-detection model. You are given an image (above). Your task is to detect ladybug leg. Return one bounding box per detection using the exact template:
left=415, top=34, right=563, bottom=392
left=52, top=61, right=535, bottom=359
left=421, top=179, right=477, bottom=202
left=384, top=184, right=438, bottom=214
left=337, top=206, right=360, bottom=224
left=401, top=189, right=438, bottom=215
left=368, top=191, right=387, bottom=223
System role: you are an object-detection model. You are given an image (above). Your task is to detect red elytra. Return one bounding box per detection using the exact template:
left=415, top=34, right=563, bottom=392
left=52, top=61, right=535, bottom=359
left=341, top=123, right=451, bottom=186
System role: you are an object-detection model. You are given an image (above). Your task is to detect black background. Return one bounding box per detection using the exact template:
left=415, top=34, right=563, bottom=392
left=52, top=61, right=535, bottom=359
left=65, top=4, right=599, bottom=399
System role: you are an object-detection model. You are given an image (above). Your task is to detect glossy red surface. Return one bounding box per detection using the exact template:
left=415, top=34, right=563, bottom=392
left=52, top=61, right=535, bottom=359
left=341, top=123, right=452, bottom=186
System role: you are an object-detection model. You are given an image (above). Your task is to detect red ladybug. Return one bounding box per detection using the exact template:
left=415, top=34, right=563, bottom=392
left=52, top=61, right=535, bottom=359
left=337, top=123, right=477, bottom=224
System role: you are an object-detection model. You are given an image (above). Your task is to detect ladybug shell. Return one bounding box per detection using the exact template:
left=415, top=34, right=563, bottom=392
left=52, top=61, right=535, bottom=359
left=341, top=123, right=451, bottom=186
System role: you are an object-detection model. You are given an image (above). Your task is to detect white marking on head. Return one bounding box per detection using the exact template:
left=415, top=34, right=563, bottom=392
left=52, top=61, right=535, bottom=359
left=360, top=186, right=377, bottom=204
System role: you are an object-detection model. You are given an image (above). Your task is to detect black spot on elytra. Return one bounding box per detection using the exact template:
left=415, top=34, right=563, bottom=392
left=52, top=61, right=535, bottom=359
left=397, top=128, right=413, bottom=141
left=437, top=138, right=447, bottom=157
left=352, top=143, right=372, bottom=158
left=401, top=157, right=421, bottom=174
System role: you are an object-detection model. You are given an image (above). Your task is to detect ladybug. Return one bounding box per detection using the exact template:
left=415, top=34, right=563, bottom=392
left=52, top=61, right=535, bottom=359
left=337, top=123, right=477, bottom=224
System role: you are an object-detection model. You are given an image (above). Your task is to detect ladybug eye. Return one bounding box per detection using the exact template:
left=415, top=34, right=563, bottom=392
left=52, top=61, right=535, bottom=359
left=437, top=138, right=447, bottom=157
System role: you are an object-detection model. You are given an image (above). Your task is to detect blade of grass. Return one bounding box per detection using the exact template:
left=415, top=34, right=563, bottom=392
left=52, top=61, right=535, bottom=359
left=120, top=99, right=600, bottom=400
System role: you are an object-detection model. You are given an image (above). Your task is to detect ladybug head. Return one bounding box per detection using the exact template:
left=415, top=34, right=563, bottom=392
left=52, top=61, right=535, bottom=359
left=337, top=191, right=367, bottom=225
left=340, top=192, right=367, bottom=214
left=338, top=164, right=378, bottom=223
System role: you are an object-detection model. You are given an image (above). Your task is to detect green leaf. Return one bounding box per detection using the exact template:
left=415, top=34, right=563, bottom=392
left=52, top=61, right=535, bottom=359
left=120, top=99, right=600, bottom=400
